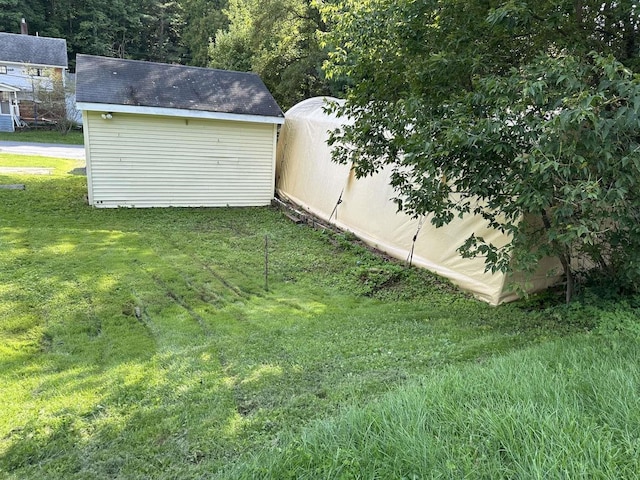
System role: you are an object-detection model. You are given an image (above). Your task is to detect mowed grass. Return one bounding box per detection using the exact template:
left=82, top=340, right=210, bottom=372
left=0, top=129, right=84, bottom=145
left=226, top=333, right=640, bottom=479
left=0, top=154, right=626, bottom=478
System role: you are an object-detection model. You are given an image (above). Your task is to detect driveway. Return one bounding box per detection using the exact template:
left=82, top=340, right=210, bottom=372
left=0, top=141, right=85, bottom=160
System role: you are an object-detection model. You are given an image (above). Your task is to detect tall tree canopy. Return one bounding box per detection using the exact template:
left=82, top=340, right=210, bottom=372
left=322, top=0, right=640, bottom=300
left=210, top=0, right=341, bottom=109
left=0, top=0, right=339, bottom=106
left=0, top=0, right=46, bottom=35
left=181, top=0, right=228, bottom=66
left=0, top=0, right=224, bottom=66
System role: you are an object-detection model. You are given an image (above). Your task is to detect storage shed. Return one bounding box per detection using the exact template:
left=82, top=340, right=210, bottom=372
left=75, top=54, right=284, bottom=208
left=276, top=97, right=560, bottom=304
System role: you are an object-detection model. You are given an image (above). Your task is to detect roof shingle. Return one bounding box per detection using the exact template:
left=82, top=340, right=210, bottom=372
left=0, top=32, right=68, bottom=68
left=75, top=55, right=284, bottom=118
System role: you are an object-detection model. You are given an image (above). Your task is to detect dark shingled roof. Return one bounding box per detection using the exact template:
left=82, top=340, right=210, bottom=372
left=75, top=54, right=284, bottom=118
left=0, top=32, right=68, bottom=68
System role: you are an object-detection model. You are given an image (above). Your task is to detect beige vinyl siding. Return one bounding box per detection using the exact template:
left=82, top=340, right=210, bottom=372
left=84, top=112, right=277, bottom=208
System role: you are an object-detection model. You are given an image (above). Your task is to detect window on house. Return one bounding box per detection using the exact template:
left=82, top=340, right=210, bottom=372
left=0, top=92, right=10, bottom=115
left=28, top=67, right=42, bottom=76
left=0, top=66, right=7, bottom=74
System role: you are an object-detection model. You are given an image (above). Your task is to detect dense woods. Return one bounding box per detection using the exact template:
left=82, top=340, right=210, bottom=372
left=0, top=0, right=224, bottom=66
left=0, top=0, right=339, bottom=109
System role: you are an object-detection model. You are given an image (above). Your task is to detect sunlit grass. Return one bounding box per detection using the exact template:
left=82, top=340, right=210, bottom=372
left=0, top=153, right=590, bottom=478
left=0, top=153, right=82, bottom=175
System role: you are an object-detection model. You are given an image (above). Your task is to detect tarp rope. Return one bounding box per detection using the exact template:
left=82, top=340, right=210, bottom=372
left=329, top=188, right=344, bottom=223
left=329, top=164, right=355, bottom=223
left=407, top=216, right=426, bottom=266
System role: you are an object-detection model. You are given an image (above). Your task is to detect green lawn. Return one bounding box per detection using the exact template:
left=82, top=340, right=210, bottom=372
left=0, top=154, right=635, bottom=479
left=0, top=129, right=84, bottom=145
left=228, top=332, right=640, bottom=479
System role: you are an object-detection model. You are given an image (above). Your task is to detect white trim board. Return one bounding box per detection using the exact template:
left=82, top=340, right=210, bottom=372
left=76, top=102, right=285, bottom=125
left=0, top=82, right=21, bottom=92
left=0, top=61, right=68, bottom=70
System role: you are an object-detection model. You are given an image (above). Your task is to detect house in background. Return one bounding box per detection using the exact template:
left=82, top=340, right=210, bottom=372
left=0, top=83, right=20, bottom=132
left=75, top=54, right=285, bottom=208
left=0, top=21, right=69, bottom=132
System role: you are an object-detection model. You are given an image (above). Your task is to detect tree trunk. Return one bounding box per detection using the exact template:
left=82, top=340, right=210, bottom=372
left=541, top=209, right=574, bottom=303
left=558, top=252, right=574, bottom=304
left=574, top=0, right=583, bottom=27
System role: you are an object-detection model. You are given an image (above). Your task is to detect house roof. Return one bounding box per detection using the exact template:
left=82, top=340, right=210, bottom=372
left=0, top=32, right=68, bottom=68
left=75, top=55, right=284, bottom=121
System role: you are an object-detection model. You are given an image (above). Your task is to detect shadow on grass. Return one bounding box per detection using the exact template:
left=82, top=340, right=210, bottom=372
left=0, top=221, right=242, bottom=476
left=0, top=356, right=243, bottom=476
left=0, top=174, right=584, bottom=478
left=68, top=167, right=86, bottom=176
left=0, top=176, right=319, bottom=476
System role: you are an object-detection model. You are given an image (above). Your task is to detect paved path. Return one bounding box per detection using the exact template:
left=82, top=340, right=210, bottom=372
left=0, top=141, right=85, bottom=160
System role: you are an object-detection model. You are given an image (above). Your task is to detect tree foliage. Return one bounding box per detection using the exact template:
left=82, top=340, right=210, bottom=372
left=181, top=0, right=229, bottom=66
left=322, top=0, right=640, bottom=301
left=0, top=0, right=218, bottom=66
left=210, top=0, right=341, bottom=109
left=0, top=0, right=344, bottom=107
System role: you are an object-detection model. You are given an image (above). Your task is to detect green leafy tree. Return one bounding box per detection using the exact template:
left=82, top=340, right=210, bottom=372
left=0, top=0, right=47, bottom=33
left=322, top=0, right=640, bottom=301
left=135, top=0, right=186, bottom=63
left=181, top=0, right=228, bottom=66
left=39, top=0, right=149, bottom=62
left=210, top=0, right=339, bottom=109
left=2, top=0, right=193, bottom=66
left=209, top=0, right=254, bottom=72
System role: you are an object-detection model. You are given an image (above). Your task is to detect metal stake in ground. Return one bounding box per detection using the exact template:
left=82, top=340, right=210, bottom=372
left=264, top=235, right=269, bottom=292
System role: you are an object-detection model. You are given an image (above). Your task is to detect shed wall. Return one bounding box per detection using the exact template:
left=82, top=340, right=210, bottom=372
left=84, top=112, right=277, bottom=208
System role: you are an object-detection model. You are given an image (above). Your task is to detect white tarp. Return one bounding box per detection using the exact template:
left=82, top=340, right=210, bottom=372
left=276, top=97, right=561, bottom=305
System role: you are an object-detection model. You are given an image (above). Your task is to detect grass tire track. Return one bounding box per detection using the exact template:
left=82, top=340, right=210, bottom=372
left=151, top=235, right=254, bottom=301
left=151, top=274, right=213, bottom=337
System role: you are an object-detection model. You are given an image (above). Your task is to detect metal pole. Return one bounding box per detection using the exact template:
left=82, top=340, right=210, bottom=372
left=264, top=235, right=269, bottom=292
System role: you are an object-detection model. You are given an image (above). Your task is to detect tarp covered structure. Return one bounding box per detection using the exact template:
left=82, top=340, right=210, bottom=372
left=276, top=97, right=560, bottom=305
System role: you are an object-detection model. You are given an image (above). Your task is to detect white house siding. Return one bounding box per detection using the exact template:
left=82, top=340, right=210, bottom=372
left=0, top=63, right=35, bottom=92
left=84, top=111, right=277, bottom=208
left=0, top=63, right=62, bottom=100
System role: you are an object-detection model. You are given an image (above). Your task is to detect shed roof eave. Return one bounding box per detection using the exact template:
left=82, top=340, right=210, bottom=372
left=76, top=102, right=285, bottom=125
